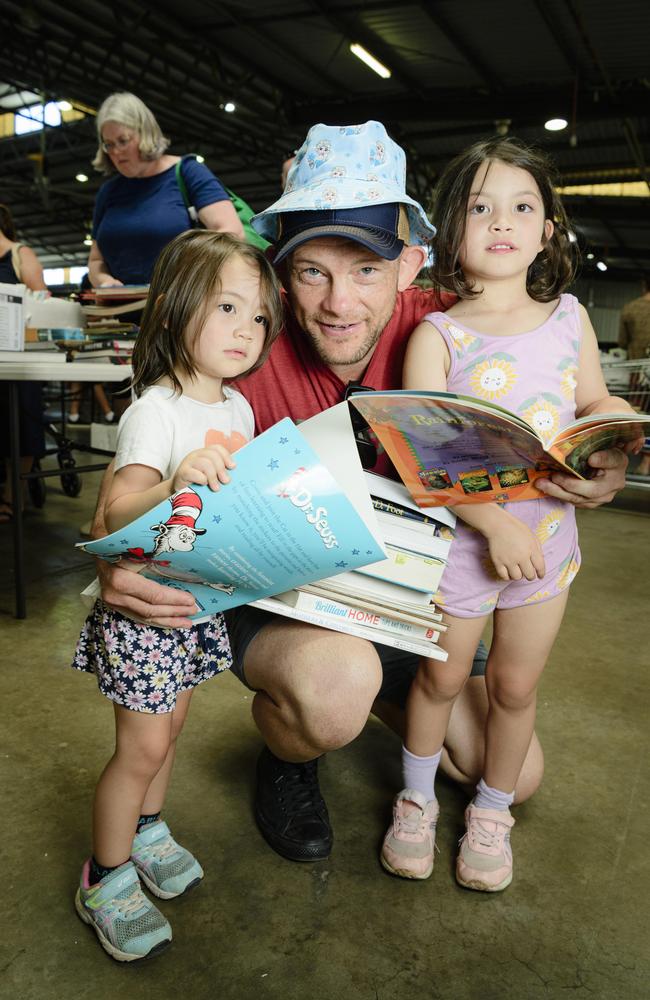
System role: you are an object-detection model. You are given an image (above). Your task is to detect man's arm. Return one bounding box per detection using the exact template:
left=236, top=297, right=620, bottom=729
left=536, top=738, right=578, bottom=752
left=92, top=462, right=197, bottom=627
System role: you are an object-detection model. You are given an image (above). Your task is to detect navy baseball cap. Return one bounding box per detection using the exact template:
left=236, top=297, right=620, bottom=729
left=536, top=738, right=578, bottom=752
left=271, top=203, right=411, bottom=265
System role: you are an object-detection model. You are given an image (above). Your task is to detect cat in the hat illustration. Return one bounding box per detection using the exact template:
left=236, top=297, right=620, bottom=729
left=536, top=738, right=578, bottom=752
left=127, top=487, right=236, bottom=596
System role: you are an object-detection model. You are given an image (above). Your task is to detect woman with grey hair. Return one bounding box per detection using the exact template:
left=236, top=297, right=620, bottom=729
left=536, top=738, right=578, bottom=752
left=88, top=92, right=244, bottom=286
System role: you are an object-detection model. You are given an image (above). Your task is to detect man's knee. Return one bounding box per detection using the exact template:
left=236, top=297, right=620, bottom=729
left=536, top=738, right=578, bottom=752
left=248, top=627, right=383, bottom=752
left=288, top=641, right=382, bottom=752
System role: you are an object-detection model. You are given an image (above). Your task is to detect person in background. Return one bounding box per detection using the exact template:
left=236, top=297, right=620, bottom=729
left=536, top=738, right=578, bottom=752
left=88, top=91, right=244, bottom=287
left=0, top=203, right=48, bottom=523
left=619, top=273, right=650, bottom=362
left=619, top=274, right=650, bottom=473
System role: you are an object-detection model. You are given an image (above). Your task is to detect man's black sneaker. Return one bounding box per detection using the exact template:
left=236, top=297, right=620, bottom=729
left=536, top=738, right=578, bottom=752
left=254, top=747, right=333, bottom=861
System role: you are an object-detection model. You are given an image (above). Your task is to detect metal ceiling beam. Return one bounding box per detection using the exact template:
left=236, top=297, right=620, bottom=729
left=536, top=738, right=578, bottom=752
left=418, top=1, right=501, bottom=92
left=289, top=82, right=649, bottom=127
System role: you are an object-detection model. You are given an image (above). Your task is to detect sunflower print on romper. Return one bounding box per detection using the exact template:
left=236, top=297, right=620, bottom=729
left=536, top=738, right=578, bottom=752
left=477, top=592, right=499, bottom=613
left=556, top=555, right=580, bottom=591
left=444, top=322, right=482, bottom=358
left=535, top=507, right=566, bottom=544
left=524, top=588, right=553, bottom=604
left=467, top=353, right=518, bottom=401
left=518, top=392, right=562, bottom=445
left=558, top=357, right=579, bottom=400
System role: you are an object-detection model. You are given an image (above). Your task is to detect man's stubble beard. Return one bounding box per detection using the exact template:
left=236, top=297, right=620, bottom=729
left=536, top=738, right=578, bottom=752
left=303, top=313, right=391, bottom=370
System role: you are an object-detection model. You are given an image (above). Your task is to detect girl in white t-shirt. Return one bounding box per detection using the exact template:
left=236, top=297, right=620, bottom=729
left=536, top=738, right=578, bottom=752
left=72, top=230, right=282, bottom=962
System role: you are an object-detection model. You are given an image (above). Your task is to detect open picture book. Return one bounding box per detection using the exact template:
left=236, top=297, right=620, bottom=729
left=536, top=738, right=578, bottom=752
left=349, top=390, right=650, bottom=506
left=78, top=406, right=386, bottom=622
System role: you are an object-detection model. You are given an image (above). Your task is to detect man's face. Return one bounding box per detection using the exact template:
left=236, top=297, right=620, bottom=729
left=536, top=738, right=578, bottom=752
left=286, top=238, right=403, bottom=373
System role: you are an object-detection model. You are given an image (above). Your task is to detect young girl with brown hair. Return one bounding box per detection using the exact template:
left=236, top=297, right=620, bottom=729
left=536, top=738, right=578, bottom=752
left=381, top=138, right=642, bottom=892
left=73, top=230, right=281, bottom=960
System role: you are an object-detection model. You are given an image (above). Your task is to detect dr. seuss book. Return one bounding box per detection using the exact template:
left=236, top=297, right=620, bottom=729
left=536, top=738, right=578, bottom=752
left=78, top=416, right=385, bottom=622
left=350, top=390, right=650, bottom=506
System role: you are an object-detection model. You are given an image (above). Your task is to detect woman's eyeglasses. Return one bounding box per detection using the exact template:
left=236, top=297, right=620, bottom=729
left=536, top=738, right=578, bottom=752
left=101, top=135, right=135, bottom=153
left=343, top=381, right=377, bottom=469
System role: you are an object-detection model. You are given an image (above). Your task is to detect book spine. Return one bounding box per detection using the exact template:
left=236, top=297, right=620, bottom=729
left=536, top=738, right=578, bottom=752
left=249, top=597, right=447, bottom=660
left=283, top=592, right=440, bottom=641
left=371, top=497, right=440, bottom=526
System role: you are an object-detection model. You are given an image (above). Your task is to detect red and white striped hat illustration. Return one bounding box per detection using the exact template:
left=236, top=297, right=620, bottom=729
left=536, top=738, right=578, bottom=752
left=164, top=487, right=207, bottom=534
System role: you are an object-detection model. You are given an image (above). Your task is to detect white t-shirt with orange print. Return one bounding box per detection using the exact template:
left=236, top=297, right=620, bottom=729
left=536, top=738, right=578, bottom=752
left=114, top=384, right=254, bottom=480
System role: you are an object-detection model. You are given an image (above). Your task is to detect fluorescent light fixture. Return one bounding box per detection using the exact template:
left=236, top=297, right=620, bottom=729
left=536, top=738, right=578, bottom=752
left=75, top=173, right=88, bottom=183
left=195, top=155, right=205, bottom=163
left=350, top=43, right=391, bottom=79
left=224, top=101, right=236, bottom=113
left=596, top=260, right=608, bottom=271
left=545, top=117, right=568, bottom=131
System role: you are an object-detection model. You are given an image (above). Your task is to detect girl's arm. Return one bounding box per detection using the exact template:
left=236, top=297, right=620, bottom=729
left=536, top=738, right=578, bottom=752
left=403, top=322, right=545, bottom=581
left=18, top=246, right=47, bottom=291
left=104, top=445, right=237, bottom=534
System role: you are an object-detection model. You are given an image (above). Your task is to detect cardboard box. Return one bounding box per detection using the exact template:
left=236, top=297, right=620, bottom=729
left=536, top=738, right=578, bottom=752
left=90, top=422, right=118, bottom=453
left=0, top=282, right=24, bottom=350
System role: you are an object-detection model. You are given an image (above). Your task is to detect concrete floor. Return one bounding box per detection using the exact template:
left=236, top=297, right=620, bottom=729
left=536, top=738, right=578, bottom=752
left=1, top=464, right=649, bottom=1000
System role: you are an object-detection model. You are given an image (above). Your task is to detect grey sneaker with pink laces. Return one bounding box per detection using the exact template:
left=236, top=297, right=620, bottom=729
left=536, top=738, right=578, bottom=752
left=380, top=788, right=439, bottom=880
left=456, top=802, right=515, bottom=892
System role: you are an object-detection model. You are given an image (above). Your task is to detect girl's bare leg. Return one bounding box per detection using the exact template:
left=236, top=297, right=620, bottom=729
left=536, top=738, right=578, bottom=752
left=484, top=592, right=569, bottom=792
left=92, top=707, right=173, bottom=868
left=140, top=690, right=193, bottom=815
left=405, top=614, right=489, bottom=757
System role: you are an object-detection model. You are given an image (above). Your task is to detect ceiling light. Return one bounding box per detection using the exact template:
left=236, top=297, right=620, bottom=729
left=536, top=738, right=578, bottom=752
left=195, top=155, right=205, bottom=163
left=567, top=230, right=577, bottom=243
left=545, top=118, right=568, bottom=131
left=586, top=252, right=595, bottom=260
left=83, top=235, right=92, bottom=247
left=596, top=260, right=608, bottom=271
left=223, top=101, right=236, bottom=113
left=75, top=173, right=88, bottom=183
left=57, top=100, right=72, bottom=111
left=350, top=43, right=391, bottom=79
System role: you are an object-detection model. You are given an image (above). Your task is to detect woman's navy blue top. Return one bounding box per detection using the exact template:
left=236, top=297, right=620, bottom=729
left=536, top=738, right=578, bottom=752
left=92, top=158, right=229, bottom=284
left=0, top=248, right=19, bottom=283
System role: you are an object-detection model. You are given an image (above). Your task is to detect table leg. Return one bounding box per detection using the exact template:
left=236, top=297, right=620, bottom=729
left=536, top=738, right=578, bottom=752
left=8, top=381, right=26, bottom=618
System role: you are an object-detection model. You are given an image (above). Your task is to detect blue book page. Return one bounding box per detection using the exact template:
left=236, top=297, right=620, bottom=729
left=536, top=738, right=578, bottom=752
left=78, top=418, right=384, bottom=621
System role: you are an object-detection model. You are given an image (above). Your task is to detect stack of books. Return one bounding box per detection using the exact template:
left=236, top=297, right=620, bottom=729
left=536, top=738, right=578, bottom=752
left=251, top=470, right=454, bottom=659
left=81, top=285, right=149, bottom=318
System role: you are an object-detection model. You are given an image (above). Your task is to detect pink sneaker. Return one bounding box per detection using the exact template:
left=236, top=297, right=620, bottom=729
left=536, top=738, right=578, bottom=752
left=380, top=789, right=439, bottom=880
left=456, top=803, right=515, bottom=892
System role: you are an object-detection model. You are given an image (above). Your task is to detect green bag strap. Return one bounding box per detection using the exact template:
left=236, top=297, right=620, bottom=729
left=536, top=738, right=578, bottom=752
left=175, top=155, right=269, bottom=249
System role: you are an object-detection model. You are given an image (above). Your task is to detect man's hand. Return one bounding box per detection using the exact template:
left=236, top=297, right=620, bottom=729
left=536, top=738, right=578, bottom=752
left=172, top=445, right=236, bottom=493
left=536, top=448, right=628, bottom=509
left=97, top=561, right=196, bottom=627
left=485, top=516, right=546, bottom=582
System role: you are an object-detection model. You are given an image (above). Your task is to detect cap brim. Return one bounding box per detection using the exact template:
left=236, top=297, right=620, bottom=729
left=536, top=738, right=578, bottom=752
left=273, top=223, right=404, bottom=264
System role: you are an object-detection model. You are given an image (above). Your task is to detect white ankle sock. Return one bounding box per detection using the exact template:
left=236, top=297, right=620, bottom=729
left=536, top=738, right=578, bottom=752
left=401, top=745, right=442, bottom=803
left=474, top=777, right=515, bottom=811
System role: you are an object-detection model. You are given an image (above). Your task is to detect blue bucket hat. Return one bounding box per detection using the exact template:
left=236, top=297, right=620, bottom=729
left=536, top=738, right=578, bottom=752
left=251, top=121, right=435, bottom=261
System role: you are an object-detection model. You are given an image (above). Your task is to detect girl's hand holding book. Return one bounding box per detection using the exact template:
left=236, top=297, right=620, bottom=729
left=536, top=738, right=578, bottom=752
left=172, top=445, right=236, bottom=493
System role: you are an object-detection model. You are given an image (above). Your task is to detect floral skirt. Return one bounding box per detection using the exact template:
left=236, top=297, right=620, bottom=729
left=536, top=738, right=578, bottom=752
left=72, top=600, right=232, bottom=713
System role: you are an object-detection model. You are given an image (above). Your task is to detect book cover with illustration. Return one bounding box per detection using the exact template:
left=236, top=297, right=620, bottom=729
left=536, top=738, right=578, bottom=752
left=350, top=390, right=650, bottom=506
left=78, top=416, right=385, bottom=621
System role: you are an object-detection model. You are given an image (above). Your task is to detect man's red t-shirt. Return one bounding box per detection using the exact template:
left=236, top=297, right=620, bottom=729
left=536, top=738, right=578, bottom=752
left=237, top=285, right=451, bottom=442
